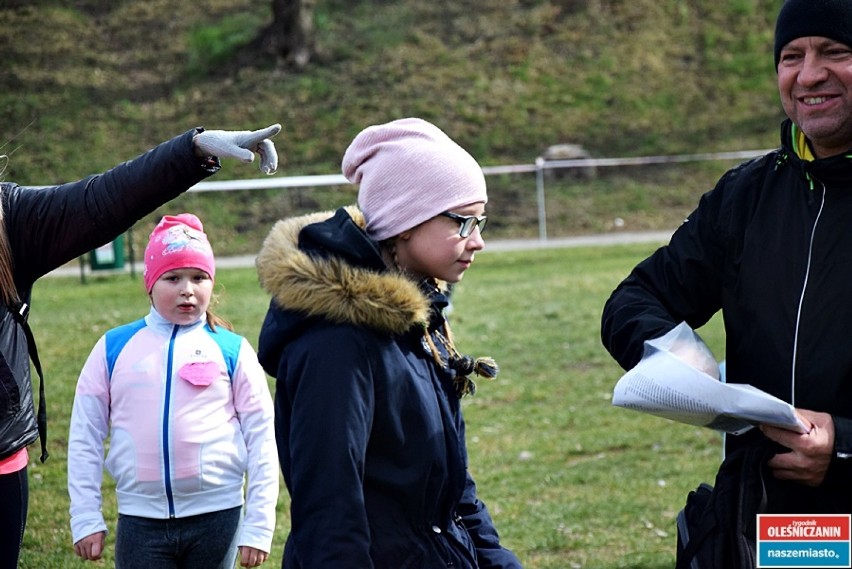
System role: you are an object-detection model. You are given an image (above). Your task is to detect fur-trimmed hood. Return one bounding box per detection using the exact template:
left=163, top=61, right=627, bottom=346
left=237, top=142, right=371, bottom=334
left=255, top=206, right=431, bottom=335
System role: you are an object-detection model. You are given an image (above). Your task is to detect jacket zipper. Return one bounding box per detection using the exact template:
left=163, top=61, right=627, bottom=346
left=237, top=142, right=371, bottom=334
left=162, top=325, right=179, bottom=517
left=791, top=180, right=826, bottom=407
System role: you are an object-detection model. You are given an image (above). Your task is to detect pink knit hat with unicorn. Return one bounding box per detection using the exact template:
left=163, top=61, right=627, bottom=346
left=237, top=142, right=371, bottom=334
left=342, top=118, right=487, bottom=241
left=143, top=214, right=216, bottom=292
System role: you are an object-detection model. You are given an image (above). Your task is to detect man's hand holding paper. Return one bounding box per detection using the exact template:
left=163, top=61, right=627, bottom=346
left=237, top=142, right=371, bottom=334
left=761, top=409, right=834, bottom=487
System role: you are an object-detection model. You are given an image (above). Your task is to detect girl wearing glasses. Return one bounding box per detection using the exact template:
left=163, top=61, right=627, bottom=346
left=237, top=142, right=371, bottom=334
left=255, top=118, right=522, bottom=568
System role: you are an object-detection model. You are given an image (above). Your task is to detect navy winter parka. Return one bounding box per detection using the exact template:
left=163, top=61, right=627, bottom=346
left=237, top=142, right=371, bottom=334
left=0, top=129, right=218, bottom=462
left=602, top=119, right=852, bottom=513
left=256, top=207, right=522, bottom=569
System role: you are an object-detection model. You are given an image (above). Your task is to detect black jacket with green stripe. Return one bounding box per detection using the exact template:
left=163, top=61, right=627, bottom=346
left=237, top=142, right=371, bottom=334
left=602, top=118, right=852, bottom=514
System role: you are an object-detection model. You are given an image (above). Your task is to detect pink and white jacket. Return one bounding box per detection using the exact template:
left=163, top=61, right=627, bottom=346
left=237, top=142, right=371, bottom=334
left=68, top=308, right=278, bottom=552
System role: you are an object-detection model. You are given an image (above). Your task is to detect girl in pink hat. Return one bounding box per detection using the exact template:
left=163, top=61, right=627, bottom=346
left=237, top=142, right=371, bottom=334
left=256, top=118, right=522, bottom=568
left=68, top=214, right=278, bottom=569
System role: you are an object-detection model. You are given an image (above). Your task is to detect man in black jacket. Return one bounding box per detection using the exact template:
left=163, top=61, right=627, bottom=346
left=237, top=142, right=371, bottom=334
left=0, top=123, right=280, bottom=569
left=602, top=0, right=852, bottom=519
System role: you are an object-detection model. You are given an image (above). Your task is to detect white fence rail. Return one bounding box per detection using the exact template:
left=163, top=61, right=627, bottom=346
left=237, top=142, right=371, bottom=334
left=189, top=148, right=773, bottom=241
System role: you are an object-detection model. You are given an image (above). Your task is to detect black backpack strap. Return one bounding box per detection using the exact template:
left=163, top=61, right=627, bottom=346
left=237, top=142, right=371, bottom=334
left=676, top=442, right=774, bottom=569
left=677, top=486, right=717, bottom=569
left=11, top=301, right=48, bottom=463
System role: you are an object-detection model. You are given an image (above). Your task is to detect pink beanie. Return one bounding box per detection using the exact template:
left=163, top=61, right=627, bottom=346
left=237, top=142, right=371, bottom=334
left=143, top=214, right=216, bottom=292
left=342, top=118, right=487, bottom=241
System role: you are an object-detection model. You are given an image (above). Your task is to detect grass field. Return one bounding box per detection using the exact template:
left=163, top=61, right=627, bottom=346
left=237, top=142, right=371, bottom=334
left=20, top=242, right=726, bottom=568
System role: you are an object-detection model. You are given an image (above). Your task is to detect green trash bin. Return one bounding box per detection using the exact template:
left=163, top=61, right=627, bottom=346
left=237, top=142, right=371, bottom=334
left=89, top=234, right=126, bottom=271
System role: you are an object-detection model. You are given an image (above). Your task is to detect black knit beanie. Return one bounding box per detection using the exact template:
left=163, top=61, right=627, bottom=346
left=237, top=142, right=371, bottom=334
left=774, top=0, right=852, bottom=67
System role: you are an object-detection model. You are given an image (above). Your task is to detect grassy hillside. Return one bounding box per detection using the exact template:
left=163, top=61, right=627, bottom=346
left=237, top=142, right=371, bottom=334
left=1, top=0, right=787, bottom=254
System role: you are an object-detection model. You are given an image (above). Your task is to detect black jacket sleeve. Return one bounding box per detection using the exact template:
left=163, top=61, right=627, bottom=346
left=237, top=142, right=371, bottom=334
left=600, top=174, right=730, bottom=371
left=4, top=128, right=219, bottom=291
left=827, top=416, right=852, bottom=485
left=457, top=471, right=523, bottom=568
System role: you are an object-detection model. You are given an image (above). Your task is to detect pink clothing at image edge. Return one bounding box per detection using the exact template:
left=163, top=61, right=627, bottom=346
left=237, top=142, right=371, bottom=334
left=0, top=447, right=28, bottom=474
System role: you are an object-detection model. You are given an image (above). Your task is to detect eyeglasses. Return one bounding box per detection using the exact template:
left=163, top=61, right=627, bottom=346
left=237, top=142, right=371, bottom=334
left=439, top=211, right=488, bottom=238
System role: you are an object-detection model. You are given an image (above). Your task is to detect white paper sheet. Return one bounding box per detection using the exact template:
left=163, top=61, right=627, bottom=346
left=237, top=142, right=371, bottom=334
left=612, top=323, right=809, bottom=435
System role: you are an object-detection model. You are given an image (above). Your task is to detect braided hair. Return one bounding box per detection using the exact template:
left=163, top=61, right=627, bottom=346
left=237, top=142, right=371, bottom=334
left=420, top=280, right=499, bottom=398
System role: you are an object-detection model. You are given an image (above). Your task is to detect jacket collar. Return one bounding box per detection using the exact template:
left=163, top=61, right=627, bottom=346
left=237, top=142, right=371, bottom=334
left=256, top=206, right=430, bottom=334
left=779, top=119, right=852, bottom=186
left=144, top=306, right=206, bottom=334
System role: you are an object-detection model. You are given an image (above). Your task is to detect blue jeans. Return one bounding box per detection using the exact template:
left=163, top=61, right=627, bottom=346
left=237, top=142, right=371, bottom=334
left=115, top=506, right=241, bottom=569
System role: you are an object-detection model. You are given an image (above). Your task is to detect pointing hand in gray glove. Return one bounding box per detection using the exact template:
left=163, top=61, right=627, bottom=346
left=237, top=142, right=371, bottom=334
left=193, top=124, right=282, bottom=175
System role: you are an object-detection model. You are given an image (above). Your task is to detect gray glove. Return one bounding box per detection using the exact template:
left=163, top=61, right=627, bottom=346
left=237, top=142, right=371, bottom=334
left=193, top=124, right=282, bottom=175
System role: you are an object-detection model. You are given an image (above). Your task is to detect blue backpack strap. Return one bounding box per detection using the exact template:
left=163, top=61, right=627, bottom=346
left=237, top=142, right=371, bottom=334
left=205, top=324, right=241, bottom=382
left=104, top=319, right=147, bottom=380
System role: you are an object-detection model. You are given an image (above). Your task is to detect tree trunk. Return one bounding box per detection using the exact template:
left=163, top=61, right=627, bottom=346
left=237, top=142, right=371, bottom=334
left=268, top=0, right=316, bottom=69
